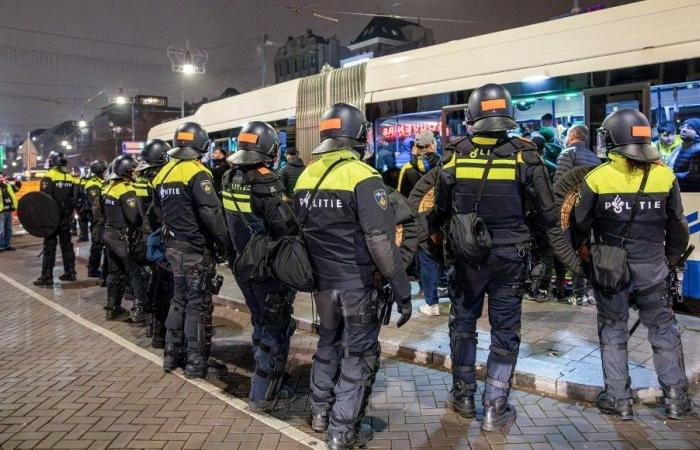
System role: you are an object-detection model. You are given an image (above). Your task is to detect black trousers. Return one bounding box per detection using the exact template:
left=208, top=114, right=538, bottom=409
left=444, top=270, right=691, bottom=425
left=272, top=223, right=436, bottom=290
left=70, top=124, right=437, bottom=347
left=164, top=247, right=214, bottom=357
left=104, top=228, right=148, bottom=312
left=310, top=287, right=380, bottom=433
left=449, top=245, right=526, bottom=403
left=42, top=216, right=75, bottom=276
left=595, top=285, right=688, bottom=400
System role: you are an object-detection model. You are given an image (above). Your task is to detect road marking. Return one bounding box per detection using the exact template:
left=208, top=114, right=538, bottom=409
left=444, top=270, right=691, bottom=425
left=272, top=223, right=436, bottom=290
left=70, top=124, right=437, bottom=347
left=0, top=272, right=325, bottom=449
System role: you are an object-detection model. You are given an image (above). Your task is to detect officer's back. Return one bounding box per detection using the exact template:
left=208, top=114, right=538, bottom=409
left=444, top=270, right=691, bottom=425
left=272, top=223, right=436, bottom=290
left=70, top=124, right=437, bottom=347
left=295, top=152, right=388, bottom=289
left=41, top=153, right=77, bottom=213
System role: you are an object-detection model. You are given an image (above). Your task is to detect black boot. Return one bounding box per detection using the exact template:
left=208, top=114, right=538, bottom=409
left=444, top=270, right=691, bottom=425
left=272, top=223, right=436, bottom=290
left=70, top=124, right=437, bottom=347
left=105, top=306, right=129, bottom=321
left=327, top=423, right=373, bottom=450
left=249, top=384, right=296, bottom=413
left=33, top=273, right=53, bottom=286
left=59, top=272, right=76, bottom=282
left=481, top=397, right=517, bottom=432
left=310, top=409, right=329, bottom=433
left=163, top=345, right=185, bottom=372
left=596, top=391, right=633, bottom=420
left=184, top=352, right=208, bottom=379
left=446, top=392, right=476, bottom=418
left=206, top=359, right=228, bottom=378
left=663, top=388, right=694, bottom=420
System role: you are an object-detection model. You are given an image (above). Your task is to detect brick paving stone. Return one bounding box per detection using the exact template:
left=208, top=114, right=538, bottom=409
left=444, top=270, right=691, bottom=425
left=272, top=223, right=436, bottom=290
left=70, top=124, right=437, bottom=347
left=0, top=236, right=699, bottom=450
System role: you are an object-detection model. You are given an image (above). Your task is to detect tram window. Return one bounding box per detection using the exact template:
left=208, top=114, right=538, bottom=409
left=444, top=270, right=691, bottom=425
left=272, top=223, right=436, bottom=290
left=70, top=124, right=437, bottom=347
left=652, top=82, right=700, bottom=192
left=373, top=111, right=444, bottom=174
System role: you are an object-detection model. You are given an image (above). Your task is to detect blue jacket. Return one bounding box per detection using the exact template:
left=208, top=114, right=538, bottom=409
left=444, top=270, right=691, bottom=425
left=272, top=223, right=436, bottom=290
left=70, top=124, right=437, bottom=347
left=672, top=140, right=700, bottom=192
left=553, top=142, right=601, bottom=186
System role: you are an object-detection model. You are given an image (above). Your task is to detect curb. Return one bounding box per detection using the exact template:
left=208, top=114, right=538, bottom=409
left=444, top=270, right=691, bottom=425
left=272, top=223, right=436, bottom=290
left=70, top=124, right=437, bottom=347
left=213, top=294, right=667, bottom=404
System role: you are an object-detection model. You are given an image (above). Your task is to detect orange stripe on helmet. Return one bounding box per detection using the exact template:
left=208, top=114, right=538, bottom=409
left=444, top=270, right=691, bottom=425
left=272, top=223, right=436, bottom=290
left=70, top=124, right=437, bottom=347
left=238, top=132, right=259, bottom=144
left=480, top=98, right=507, bottom=111
left=177, top=131, right=194, bottom=141
left=631, top=126, right=651, bottom=137
left=320, top=118, right=342, bottom=131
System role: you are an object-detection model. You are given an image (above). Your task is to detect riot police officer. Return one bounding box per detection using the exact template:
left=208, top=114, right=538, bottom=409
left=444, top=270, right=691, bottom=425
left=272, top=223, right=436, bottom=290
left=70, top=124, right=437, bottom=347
left=134, top=139, right=174, bottom=348
left=102, top=155, right=149, bottom=321
left=428, top=84, right=581, bottom=431
left=152, top=122, right=229, bottom=379
left=84, top=160, right=108, bottom=280
left=34, top=151, right=79, bottom=286
left=223, top=121, right=299, bottom=412
left=295, top=103, right=411, bottom=449
left=575, top=109, right=693, bottom=420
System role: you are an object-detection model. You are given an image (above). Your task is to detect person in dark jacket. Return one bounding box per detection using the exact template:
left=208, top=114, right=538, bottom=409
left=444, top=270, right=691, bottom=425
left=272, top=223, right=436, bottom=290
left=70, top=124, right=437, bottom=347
left=540, top=126, right=563, bottom=178
left=671, top=118, right=700, bottom=192
left=429, top=84, right=581, bottom=431
left=34, top=151, right=79, bottom=285
left=223, top=122, right=299, bottom=412
left=575, top=109, right=692, bottom=420
left=553, top=124, right=601, bottom=185
left=297, top=103, right=411, bottom=449
left=397, top=131, right=442, bottom=198
left=278, top=147, right=305, bottom=196
left=553, top=124, right=601, bottom=306
left=209, top=147, right=229, bottom=197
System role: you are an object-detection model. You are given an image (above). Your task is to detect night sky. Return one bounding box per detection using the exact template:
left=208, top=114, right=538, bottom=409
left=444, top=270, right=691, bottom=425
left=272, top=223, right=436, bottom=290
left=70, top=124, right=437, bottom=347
left=0, top=0, right=636, bottom=138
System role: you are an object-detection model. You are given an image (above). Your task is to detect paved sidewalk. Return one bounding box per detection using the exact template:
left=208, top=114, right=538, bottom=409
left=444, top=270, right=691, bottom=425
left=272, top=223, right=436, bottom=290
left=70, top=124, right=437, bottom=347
left=212, top=269, right=700, bottom=403
left=68, top=238, right=700, bottom=403
left=2, top=235, right=700, bottom=449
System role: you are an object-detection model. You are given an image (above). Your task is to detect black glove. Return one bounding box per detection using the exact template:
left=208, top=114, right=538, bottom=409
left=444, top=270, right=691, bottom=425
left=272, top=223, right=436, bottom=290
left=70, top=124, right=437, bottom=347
left=213, top=240, right=228, bottom=264
left=395, top=296, right=412, bottom=328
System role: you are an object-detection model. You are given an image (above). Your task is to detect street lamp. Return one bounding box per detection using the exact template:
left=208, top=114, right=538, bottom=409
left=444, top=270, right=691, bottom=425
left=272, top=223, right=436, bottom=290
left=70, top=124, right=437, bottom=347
left=168, top=42, right=208, bottom=118
left=78, top=119, right=87, bottom=128
left=61, top=140, right=68, bottom=147
left=107, top=87, right=137, bottom=141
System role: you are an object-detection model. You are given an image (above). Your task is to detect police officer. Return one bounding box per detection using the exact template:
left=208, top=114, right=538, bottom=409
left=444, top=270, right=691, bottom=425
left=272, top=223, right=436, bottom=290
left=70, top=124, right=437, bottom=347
left=429, top=84, right=581, bottom=431
left=223, top=121, right=299, bottom=412
left=575, top=109, right=693, bottom=420
left=295, top=103, right=411, bottom=449
left=84, top=160, right=108, bottom=280
left=76, top=170, right=91, bottom=242
left=102, top=155, right=149, bottom=321
left=34, top=151, right=79, bottom=286
left=152, top=122, right=229, bottom=379
left=134, top=139, right=174, bottom=348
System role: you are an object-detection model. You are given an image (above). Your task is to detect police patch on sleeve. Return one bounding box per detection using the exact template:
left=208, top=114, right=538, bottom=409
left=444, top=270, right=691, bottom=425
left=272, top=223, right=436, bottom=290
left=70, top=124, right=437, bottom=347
left=374, top=189, right=388, bottom=210
left=126, top=198, right=137, bottom=208
left=200, top=179, right=213, bottom=194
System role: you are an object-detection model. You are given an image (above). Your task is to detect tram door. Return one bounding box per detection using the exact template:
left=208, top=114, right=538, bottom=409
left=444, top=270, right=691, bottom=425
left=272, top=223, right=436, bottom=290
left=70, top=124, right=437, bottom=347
left=583, top=82, right=651, bottom=154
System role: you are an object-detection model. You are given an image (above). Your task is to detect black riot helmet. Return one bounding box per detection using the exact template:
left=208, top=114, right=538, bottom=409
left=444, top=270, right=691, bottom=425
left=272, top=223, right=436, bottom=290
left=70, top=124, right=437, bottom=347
left=227, top=121, right=279, bottom=166
left=47, top=151, right=67, bottom=168
left=312, top=103, right=369, bottom=155
left=107, top=155, right=138, bottom=181
left=89, top=160, right=108, bottom=178
left=597, top=109, right=660, bottom=162
left=169, top=122, right=210, bottom=160
left=466, top=83, right=518, bottom=133
left=136, top=139, right=171, bottom=172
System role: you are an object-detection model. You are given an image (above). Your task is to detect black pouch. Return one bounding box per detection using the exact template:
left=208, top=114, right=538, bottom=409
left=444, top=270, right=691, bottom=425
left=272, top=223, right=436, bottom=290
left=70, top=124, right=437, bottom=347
left=269, top=158, right=351, bottom=292
left=590, top=167, right=648, bottom=296
left=447, top=156, right=493, bottom=265
left=270, top=234, right=314, bottom=291
left=127, top=228, right=147, bottom=265
left=448, top=212, right=492, bottom=264
left=234, top=233, right=270, bottom=282
left=590, top=243, right=630, bottom=295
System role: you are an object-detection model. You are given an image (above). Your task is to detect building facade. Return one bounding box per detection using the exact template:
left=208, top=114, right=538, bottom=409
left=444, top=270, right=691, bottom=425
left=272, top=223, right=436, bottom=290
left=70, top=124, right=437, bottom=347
left=274, top=29, right=349, bottom=83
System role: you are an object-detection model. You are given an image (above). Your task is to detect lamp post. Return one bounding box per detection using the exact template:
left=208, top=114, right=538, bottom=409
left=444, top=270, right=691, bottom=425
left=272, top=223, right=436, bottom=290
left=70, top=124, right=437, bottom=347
left=167, top=43, right=208, bottom=118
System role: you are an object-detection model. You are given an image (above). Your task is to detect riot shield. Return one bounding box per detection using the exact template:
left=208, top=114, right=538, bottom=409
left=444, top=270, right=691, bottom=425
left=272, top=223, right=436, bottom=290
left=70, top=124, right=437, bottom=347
left=17, top=191, right=60, bottom=237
